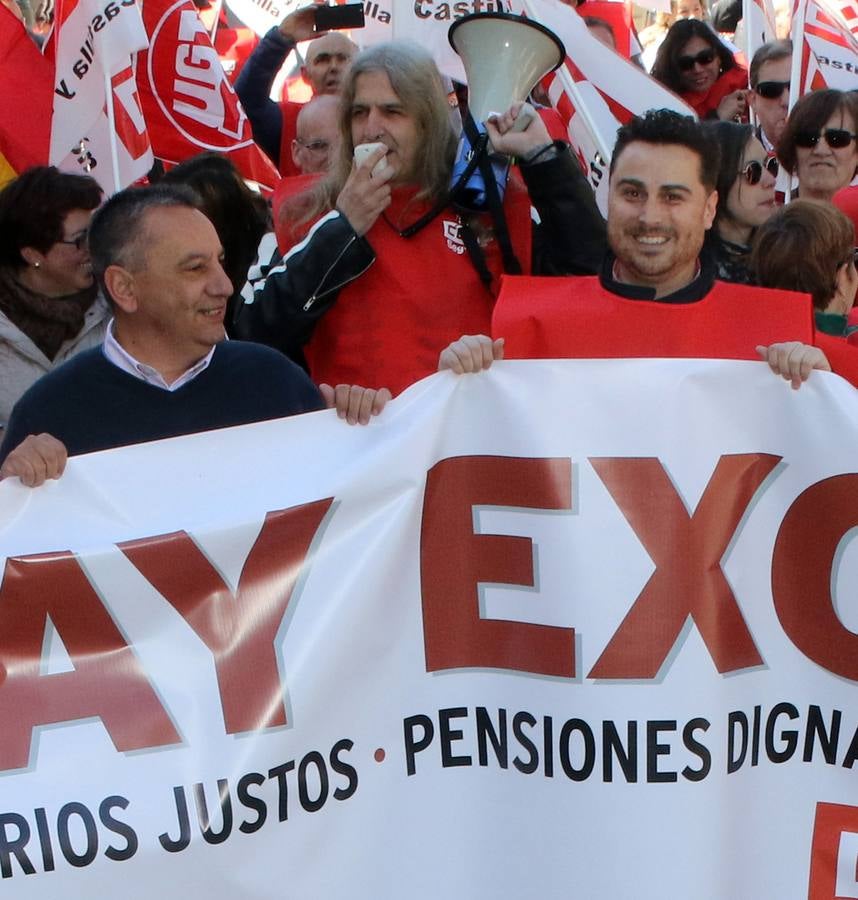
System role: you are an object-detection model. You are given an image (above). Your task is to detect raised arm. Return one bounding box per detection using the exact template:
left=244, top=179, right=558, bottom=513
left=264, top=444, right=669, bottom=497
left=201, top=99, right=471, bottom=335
left=235, top=5, right=320, bottom=162
left=487, top=104, right=607, bottom=277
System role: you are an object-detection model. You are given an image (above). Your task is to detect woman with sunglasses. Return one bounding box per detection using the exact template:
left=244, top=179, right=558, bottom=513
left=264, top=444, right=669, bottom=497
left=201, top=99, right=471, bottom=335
left=0, top=166, right=107, bottom=431
left=752, top=200, right=858, bottom=339
left=779, top=89, right=858, bottom=202
left=704, top=121, right=779, bottom=283
left=651, top=19, right=748, bottom=121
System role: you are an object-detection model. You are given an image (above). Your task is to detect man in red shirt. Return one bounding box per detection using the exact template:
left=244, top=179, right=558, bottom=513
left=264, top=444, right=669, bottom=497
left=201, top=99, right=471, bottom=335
left=440, top=109, right=856, bottom=389
left=235, top=42, right=606, bottom=396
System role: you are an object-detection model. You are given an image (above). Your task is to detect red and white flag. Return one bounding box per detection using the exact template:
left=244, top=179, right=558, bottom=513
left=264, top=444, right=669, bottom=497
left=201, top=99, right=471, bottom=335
left=514, top=0, right=694, bottom=214
left=137, top=0, right=279, bottom=189
left=0, top=4, right=52, bottom=176
left=828, top=0, right=858, bottom=37
left=790, top=0, right=858, bottom=95
left=46, top=0, right=152, bottom=193
left=579, top=0, right=644, bottom=60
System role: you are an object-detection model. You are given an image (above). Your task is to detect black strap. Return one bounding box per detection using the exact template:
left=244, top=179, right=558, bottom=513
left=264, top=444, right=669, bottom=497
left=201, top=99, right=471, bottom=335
left=392, top=130, right=489, bottom=239
left=456, top=114, right=522, bottom=278
left=459, top=220, right=494, bottom=290
left=388, top=115, right=522, bottom=287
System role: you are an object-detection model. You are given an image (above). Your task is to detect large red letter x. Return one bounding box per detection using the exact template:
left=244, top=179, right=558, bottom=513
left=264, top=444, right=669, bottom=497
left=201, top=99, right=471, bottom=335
left=587, top=454, right=780, bottom=679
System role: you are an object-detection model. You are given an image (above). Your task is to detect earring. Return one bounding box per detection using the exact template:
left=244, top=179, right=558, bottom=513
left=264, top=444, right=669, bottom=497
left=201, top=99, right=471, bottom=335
left=33, top=261, right=40, bottom=268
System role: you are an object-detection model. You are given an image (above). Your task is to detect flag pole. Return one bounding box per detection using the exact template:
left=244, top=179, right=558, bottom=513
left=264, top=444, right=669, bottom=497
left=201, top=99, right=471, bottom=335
left=103, top=65, right=122, bottom=194
left=520, top=0, right=614, bottom=168
left=785, top=0, right=807, bottom=202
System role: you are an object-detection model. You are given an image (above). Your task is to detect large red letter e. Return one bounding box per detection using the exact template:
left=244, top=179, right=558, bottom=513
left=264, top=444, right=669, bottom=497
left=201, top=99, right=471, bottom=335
left=420, top=455, right=575, bottom=677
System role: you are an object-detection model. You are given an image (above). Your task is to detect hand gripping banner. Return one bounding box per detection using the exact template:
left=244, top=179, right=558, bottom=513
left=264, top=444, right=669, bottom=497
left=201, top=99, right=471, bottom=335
left=1, top=359, right=858, bottom=899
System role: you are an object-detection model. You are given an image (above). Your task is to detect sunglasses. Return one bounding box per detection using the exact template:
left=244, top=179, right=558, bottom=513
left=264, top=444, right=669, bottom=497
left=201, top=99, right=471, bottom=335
left=57, top=231, right=88, bottom=250
left=740, top=156, right=779, bottom=184
left=677, top=48, right=716, bottom=71
left=754, top=80, right=790, bottom=100
left=794, top=128, right=857, bottom=149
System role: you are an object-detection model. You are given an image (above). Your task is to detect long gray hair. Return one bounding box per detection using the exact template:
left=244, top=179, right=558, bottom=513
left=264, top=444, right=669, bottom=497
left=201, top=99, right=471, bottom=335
left=287, top=42, right=458, bottom=230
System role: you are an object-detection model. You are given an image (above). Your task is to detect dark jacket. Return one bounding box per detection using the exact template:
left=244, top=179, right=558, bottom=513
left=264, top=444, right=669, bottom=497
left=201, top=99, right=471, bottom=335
left=233, top=146, right=608, bottom=361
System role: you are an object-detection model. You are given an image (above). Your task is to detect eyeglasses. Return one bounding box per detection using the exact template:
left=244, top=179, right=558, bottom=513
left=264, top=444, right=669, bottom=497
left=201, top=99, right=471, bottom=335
left=794, top=128, right=857, bottom=150
left=677, top=48, right=716, bottom=71
left=56, top=231, right=88, bottom=250
left=754, top=80, right=790, bottom=100
left=294, top=138, right=331, bottom=153
left=740, top=156, right=779, bottom=184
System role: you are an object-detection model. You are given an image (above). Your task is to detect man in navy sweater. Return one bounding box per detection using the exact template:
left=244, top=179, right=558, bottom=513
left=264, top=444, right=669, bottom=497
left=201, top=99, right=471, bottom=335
left=0, top=184, right=388, bottom=486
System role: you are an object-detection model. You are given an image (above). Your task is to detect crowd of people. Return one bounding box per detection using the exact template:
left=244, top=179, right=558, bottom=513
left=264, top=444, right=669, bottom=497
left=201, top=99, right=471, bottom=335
left=1, top=0, right=857, bottom=487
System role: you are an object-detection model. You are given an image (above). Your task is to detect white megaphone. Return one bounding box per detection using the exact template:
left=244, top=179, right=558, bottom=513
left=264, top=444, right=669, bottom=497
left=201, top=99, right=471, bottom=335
left=447, top=12, right=565, bottom=211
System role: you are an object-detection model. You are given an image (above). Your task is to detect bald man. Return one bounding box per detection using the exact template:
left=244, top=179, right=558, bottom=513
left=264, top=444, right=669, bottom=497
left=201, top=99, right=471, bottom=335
left=292, top=94, right=340, bottom=175
left=236, top=4, right=356, bottom=175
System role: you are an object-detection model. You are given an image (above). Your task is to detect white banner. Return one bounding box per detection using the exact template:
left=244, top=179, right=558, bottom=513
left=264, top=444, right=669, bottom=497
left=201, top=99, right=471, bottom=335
left=222, top=0, right=391, bottom=56
left=1, top=359, right=858, bottom=897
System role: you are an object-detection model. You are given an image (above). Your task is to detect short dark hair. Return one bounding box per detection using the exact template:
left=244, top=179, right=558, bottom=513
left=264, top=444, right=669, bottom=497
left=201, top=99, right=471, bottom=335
left=751, top=199, right=855, bottom=309
left=749, top=39, right=791, bottom=88
left=0, top=166, right=102, bottom=268
left=88, top=183, right=201, bottom=298
left=778, top=88, right=858, bottom=173
left=161, top=153, right=269, bottom=296
left=703, top=120, right=754, bottom=227
left=611, top=109, right=721, bottom=192
left=650, top=19, right=736, bottom=95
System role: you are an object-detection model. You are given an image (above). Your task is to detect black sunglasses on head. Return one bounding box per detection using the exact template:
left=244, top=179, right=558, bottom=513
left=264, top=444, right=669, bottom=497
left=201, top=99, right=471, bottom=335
left=794, top=128, right=857, bottom=149
left=754, top=80, right=789, bottom=100
left=677, top=48, right=716, bottom=71
left=740, top=156, right=779, bottom=185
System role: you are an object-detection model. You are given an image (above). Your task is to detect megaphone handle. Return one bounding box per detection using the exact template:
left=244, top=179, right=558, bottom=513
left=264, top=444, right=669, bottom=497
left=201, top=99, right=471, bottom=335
left=486, top=101, right=536, bottom=155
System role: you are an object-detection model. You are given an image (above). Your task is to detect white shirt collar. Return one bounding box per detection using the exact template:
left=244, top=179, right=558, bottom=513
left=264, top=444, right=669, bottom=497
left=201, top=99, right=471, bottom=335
left=102, top=319, right=216, bottom=392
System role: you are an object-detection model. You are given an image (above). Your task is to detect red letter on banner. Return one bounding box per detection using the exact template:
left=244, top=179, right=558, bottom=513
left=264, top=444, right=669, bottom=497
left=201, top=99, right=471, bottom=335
left=420, top=455, right=575, bottom=677
left=772, top=475, right=858, bottom=681
left=588, top=453, right=780, bottom=679
left=0, top=552, right=180, bottom=772
left=120, top=501, right=333, bottom=734
left=808, top=801, right=858, bottom=899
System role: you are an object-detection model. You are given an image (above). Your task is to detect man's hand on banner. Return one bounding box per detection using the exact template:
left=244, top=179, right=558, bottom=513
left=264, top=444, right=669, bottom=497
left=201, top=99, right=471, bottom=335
left=756, top=342, right=832, bottom=389
left=438, top=334, right=505, bottom=374
left=0, top=433, right=68, bottom=487
left=319, top=384, right=392, bottom=425
left=486, top=103, right=552, bottom=160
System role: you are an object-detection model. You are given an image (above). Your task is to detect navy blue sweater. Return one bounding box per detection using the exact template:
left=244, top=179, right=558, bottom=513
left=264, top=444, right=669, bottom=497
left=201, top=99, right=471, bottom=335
left=0, top=342, right=324, bottom=462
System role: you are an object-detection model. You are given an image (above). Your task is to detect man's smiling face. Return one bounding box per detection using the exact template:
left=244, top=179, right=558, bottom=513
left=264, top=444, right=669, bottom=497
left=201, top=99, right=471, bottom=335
left=607, top=140, right=717, bottom=298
